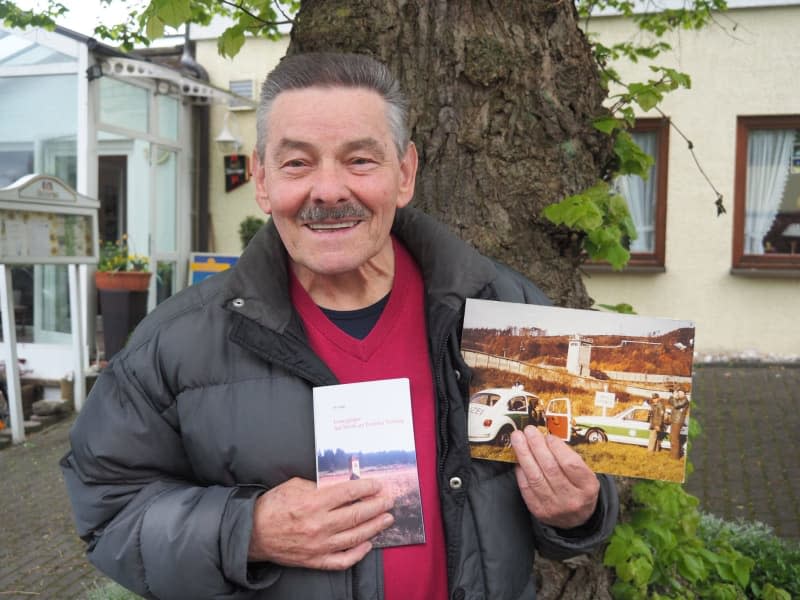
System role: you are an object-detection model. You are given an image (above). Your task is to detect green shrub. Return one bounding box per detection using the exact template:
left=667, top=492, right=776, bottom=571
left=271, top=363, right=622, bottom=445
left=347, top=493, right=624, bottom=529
left=238, top=215, right=266, bottom=250
left=698, top=513, right=799, bottom=599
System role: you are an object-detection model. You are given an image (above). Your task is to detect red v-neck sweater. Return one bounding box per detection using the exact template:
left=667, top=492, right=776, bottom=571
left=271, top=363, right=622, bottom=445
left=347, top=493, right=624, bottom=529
left=290, top=238, right=448, bottom=600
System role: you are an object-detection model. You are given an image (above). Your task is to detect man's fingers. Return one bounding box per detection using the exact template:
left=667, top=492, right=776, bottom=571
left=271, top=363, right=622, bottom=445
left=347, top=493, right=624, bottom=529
left=316, top=541, right=374, bottom=571
left=510, top=426, right=601, bottom=529
left=314, top=478, right=383, bottom=511
left=543, top=433, right=598, bottom=489
left=327, top=510, right=395, bottom=555
left=329, top=491, right=395, bottom=534
left=511, top=427, right=554, bottom=494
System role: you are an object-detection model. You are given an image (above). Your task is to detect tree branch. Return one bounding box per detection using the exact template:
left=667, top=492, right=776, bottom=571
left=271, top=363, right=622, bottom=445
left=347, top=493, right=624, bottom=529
left=655, top=107, right=727, bottom=216
left=217, top=0, right=293, bottom=27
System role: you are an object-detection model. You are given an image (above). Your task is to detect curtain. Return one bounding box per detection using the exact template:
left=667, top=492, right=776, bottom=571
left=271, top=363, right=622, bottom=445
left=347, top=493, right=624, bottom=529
left=745, top=129, right=795, bottom=254
left=615, top=132, right=658, bottom=253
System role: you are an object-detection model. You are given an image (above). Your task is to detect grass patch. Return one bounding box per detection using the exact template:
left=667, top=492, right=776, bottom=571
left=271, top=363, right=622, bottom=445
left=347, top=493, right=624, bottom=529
left=83, top=580, right=141, bottom=600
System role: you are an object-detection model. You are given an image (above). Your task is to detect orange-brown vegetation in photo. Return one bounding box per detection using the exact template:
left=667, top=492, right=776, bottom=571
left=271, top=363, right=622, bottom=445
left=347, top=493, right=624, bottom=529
left=462, top=327, right=694, bottom=377
left=319, top=465, right=425, bottom=547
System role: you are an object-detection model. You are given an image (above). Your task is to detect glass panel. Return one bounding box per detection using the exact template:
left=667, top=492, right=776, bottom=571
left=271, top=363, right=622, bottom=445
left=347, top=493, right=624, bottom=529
left=0, top=75, right=77, bottom=183
left=33, top=264, right=71, bottom=342
left=0, top=146, right=34, bottom=187
left=614, top=131, right=658, bottom=253
left=0, top=30, right=76, bottom=66
left=2, top=266, right=34, bottom=343
left=156, top=261, right=175, bottom=304
left=745, top=129, right=800, bottom=256
left=157, top=95, right=179, bottom=141
left=99, top=78, right=149, bottom=133
left=42, top=135, right=78, bottom=188
left=154, top=148, right=177, bottom=253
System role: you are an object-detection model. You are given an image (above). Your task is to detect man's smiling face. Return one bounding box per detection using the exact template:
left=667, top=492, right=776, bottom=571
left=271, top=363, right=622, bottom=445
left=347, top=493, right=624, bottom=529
left=253, top=86, right=417, bottom=284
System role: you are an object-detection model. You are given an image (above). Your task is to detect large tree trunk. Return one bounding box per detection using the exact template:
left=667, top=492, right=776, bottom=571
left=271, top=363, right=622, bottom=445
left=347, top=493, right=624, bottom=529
left=289, top=2, right=617, bottom=596
left=289, top=0, right=614, bottom=307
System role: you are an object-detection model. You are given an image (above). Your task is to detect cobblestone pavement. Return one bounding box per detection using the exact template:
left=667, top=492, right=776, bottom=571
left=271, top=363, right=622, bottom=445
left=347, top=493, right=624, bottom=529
left=0, top=417, right=108, bottom=600
left=0, top=363, right=797, bottom=599
left=685, top=363, right=800, bottom=539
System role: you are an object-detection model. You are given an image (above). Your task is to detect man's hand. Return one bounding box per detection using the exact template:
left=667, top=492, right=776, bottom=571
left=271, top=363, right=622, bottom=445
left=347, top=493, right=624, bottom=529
left=510, top=426, right=599, bottom=530
left=248, top=477, right=395, bottom=570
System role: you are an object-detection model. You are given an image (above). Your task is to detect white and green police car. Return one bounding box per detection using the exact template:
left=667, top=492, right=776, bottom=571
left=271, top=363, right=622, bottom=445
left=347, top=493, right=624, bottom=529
left=468, top=387, right=543, bottom=447
left=571, top=403, right=688, bottom=449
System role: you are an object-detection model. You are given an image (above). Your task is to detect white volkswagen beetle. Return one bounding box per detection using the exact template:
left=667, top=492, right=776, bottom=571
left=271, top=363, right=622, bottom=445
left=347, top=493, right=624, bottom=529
left=468, top=387, right=543, bottom=447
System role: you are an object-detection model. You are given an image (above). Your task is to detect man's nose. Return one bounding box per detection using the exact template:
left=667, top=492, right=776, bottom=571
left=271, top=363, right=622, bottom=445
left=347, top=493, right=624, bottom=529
left=309, top=161, right=350, bottom=203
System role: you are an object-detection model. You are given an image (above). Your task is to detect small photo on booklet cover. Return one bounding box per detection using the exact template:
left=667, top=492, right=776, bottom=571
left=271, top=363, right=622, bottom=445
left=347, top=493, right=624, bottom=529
left=462, top=299, right=695, bottom=483
left=313, top=378, right=425, bottom=548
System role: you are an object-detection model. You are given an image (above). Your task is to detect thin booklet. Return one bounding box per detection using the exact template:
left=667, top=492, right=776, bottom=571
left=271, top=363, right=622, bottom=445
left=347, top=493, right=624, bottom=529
left=462, top=299, right=695, bottom=483
left=312, top=378, right=425, bottom=548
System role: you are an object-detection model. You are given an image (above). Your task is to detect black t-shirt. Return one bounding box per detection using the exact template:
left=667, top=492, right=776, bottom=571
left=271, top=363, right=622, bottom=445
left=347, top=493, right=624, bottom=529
left=320, top=293, right=390, bottom=340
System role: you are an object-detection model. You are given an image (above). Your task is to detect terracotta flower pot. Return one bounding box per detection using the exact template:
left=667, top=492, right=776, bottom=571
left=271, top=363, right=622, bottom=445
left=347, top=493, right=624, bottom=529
left=95, top=270, right=152, bottom=292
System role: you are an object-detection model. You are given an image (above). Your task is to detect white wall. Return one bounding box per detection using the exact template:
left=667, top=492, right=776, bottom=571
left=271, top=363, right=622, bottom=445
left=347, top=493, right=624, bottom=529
left=584, top=5, right=800, bottom=356
left=196, top=37, right=288, bottom=254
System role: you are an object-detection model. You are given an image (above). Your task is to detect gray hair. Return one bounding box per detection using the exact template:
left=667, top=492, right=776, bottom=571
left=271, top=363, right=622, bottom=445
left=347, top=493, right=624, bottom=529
left=255, top=52, right=410, bottom=161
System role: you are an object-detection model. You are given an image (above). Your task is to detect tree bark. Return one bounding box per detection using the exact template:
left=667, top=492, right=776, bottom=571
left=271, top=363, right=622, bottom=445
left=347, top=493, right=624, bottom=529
left=289, top=0, right=614, bottom=307
left=289, top=3, right=618, bottom=593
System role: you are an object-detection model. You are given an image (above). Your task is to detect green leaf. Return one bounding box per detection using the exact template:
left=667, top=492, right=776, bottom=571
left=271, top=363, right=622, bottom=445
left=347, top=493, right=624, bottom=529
left=218, top=25, right=247, bottom=58
left=761, top=583, right=792, bottom=600
left=614, top=131, right=655, bottom=178
left=598, top=303, right=637, bottom=315
left=605, top=535, right=635, bottom=567
left=593, top=115, right=621, bottom=134
left=630, top=555, right=654, bottom=587
left=150, top=0, right=192, bottom=27
left=145, top=14, right=164, bottom=40
left=732, top=554, right=753, bottom=588
left=678, top=551, right=707, bottom=582
left=610, top=580, right=647, bottom=600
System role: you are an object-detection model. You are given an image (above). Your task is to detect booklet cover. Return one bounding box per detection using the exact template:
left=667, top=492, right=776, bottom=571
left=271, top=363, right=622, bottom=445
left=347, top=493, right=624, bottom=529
left=462, top=300, right=695, bottom=483
left=312, top=378, right=425, bottom=548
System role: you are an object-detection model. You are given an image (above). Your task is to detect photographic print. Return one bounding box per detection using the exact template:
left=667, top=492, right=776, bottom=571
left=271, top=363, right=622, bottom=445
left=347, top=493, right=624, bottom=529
left=462, top=300, right=695, bottom=483
left=313, top=378, right=425, bottom=548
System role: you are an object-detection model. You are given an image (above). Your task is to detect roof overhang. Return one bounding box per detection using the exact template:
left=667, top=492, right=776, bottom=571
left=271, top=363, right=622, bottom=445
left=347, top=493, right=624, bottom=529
left=88, top=56, right=256, bottom=108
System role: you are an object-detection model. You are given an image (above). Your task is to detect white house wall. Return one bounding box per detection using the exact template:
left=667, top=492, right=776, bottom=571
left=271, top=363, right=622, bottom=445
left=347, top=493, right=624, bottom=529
left=583, top=5, right=800, bottom=357
left=196, top=37, right=288, bottom=254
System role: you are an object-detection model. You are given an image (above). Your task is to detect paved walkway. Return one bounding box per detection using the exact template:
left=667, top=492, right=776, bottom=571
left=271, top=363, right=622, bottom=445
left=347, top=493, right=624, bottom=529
left=0, top=363, right=797, bottom=599
left=684, top=363, right=800, bottom=538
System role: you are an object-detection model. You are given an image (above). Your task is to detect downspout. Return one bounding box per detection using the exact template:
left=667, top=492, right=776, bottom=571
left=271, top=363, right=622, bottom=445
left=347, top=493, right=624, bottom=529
left=180, top=25, right=211, bottom=251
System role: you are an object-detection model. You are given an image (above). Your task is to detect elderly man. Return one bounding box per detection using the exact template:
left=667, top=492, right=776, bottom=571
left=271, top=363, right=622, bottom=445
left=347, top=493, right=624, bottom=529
left=62, top=53, right=618, bottom=600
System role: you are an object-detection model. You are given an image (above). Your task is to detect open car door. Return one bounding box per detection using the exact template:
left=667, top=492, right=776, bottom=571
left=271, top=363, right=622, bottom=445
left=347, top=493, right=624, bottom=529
left=545, top=397, right=572, bottom=443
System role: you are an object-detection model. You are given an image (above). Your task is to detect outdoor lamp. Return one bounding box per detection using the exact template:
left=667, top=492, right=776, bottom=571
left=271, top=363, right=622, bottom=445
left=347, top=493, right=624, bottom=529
left=215, top=111, right=242, bottom=155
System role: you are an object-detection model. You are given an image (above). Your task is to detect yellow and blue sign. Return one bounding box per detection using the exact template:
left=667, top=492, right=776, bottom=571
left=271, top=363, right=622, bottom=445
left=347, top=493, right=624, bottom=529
left=188, top=253, right=239, bottom=285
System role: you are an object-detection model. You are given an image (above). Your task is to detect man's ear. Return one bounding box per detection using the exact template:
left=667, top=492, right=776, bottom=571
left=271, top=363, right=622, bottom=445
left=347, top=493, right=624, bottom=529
left=252, top=149, right=272, bottom=215
left=396, top=142, right=418, bottom=209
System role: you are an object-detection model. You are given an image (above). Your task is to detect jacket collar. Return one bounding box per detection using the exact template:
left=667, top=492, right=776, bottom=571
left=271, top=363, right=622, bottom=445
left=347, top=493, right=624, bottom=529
left=224, top=206, right=499, bottom=331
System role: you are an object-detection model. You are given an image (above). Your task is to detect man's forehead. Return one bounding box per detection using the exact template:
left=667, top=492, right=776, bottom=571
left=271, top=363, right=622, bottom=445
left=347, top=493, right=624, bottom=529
left=265, top=86, right=393, bottom=149
left=271, top=84, right=386, bottom=107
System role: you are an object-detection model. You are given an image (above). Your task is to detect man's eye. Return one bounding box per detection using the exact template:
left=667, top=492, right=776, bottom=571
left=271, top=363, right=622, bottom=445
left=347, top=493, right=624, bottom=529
left=351, top=157, right=375, bottom=166
left=282, top=159, right=307, bottom=169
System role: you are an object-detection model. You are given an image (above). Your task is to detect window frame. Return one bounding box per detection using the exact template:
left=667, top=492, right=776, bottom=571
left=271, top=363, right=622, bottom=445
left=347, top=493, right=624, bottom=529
left=732, top=115, right=800, bottom=272
left=584, top=117, right=670, bottom=271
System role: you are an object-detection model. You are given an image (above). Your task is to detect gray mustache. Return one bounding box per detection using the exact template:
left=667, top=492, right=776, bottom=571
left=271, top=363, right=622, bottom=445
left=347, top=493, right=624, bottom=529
left=298, top=203, right=371, bottom=221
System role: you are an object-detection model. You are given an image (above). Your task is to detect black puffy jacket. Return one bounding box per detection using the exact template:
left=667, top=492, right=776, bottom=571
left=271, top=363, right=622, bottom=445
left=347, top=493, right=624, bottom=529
left=62, top=207, right=618, bottom=599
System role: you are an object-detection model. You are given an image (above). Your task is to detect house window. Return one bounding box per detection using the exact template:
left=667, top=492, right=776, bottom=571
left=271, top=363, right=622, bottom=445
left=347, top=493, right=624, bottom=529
left=229, top=79, right=255, bottom=110
left=733, top=116, right=800, bottom=270
left=588, top=118, right=669, bottom=270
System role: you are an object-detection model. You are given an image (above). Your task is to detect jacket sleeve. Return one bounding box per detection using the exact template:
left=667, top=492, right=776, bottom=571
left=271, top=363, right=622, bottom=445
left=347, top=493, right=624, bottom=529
left=530, top=473, right=619, bottom=560
left=60, top=351, right=277, bottom=599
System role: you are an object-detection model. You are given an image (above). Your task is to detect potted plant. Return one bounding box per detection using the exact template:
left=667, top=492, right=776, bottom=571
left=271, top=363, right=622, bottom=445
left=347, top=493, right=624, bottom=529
left=95, top=237, right=151, bottom=360
left=95, top=237, right=151, bottom=291
left=238, top=215, right=265, bottom=250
